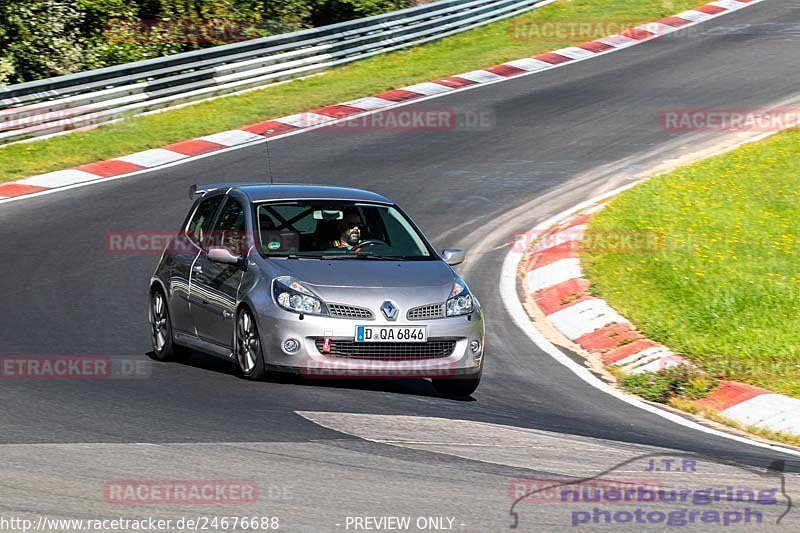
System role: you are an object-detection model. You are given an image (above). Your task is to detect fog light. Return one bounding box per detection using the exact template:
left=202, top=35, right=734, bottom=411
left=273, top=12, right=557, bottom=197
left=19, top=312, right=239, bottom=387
left=470, top=340, right=481, bottom=353
left=283, top=338, right=301, bottom=354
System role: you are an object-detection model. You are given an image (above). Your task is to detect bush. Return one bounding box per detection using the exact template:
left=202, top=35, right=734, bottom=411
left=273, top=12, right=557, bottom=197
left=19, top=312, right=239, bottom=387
left=619, top=365, right=718, bottom=403
left=0, top=0, right=416, bottom=85
left=309, top=1, right=415, bottom=26
left=0, top=1, right=93, bottom=83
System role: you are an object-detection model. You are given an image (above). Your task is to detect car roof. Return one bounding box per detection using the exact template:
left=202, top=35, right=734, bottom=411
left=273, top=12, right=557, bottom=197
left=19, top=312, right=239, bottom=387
left=199, top=183, right=394, bottom=204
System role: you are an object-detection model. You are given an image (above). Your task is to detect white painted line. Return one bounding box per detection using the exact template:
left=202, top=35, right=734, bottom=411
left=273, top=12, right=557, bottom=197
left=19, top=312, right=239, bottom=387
left=116, top=149, right=187, bottom=168
left=17, top=169, right=100, bottom=188
left=529, top=224, right=586, bottom=254
left=581, top=204, right=606, bottom=216
left=675, top=10, right=715, bottom=22
left=635, top=22, right=678, bottom=37
left=710, top=0, right=746, bottom=10
left=552, top=47, right=596, bottom=60
left=596, top=34, right=640, bottom=48
left=453, top=70, right=505, bottom=84
left=634, top=354, right=689, bottom=374
left=343, top=97, right=397, bottom=110
left=613, top=345, right=669, bottom=368
left=563, top=223, right=588, bottom=235
left=502, top=58, right=552, bottom=72
left=199, top=129, right=263, bottom=147
left=401, top=82, right=453, bottom=96
left=619, top=347, right=678, bottom=374
left=499, top=180, right=800, bottom=458
left=525, top=258, right=581, bottom=292
left=723, top=394, right=800, bottom=434
left=273, top=112, right=336, bottom=128
left=548, top=299, right=627, bottom=340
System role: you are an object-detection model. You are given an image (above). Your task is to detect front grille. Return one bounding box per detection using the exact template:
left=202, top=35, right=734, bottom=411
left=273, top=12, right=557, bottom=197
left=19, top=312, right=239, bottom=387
left=407, top=303, right=445, bottom=320
left=314, top=339, right=457, bottom=360
left=328, top=303, right=374, bottom=320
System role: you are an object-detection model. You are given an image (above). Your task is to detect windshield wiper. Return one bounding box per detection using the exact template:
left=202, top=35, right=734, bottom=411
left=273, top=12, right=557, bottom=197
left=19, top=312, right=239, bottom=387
left=272, top=253, right=322, bottom=260
left=269, top=253, right=396, bottom=260
left=321, top=252, right=403, bottom=260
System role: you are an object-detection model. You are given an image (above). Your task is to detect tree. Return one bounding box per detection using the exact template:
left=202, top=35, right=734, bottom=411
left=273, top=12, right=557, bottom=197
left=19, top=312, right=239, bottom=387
left=0, top=1, right=90, bottom=83
left=0, top=0, right=417, bottom=85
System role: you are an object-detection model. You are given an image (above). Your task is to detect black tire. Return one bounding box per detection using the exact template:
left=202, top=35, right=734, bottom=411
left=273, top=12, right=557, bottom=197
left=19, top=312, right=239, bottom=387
left=432, top=373, right=481, bottom=399
left=148, top=288, right=190, bottom=362
left=235, top=307, right=267, bottom=381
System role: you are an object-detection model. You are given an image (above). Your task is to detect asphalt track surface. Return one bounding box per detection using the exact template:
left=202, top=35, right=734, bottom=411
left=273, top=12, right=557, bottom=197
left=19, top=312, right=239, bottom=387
left=2, top=1, right=800, bottom=530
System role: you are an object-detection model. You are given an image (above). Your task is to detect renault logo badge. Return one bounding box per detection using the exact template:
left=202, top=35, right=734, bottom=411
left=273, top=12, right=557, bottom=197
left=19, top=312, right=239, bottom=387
left=381, top=300, right=399, bottom=321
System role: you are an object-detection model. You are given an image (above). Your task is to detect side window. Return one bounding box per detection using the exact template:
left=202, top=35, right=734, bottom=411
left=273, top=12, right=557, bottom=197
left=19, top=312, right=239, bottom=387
left=211, top=198, right=247, bottom=254
left=186, top=195, right=224, bottom=248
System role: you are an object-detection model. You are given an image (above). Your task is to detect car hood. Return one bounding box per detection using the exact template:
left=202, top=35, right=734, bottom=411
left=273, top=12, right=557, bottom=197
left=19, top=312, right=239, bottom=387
left=267, top=258, right=456, bottom=305
left=275, top=259, right=454, bottom=288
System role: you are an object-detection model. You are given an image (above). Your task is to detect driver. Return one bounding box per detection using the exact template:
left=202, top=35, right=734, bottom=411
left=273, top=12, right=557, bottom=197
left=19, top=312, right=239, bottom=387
left=331, top=209, right=364, bottom=249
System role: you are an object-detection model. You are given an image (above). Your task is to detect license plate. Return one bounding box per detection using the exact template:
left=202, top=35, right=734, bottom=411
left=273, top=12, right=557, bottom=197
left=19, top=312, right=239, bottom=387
left=355, top=325, right=428, bottom=343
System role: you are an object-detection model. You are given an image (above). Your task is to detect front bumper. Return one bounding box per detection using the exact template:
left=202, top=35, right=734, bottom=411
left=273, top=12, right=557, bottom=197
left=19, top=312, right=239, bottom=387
left=258, top=306, right=485, bottom=379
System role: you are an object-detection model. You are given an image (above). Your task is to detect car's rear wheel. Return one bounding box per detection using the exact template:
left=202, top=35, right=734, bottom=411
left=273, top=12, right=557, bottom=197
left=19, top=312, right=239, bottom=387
left=236, top=308, right=267, bottom=380
left=149, top=288, right=190, bottom=362
left=432, top=374, right=481, bottom=399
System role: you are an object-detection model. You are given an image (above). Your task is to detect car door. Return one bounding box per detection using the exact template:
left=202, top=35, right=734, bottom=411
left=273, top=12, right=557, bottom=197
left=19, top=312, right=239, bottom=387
left=167, top=194, right=225, bottom=336
left=189, top=195, right=247, bottom=348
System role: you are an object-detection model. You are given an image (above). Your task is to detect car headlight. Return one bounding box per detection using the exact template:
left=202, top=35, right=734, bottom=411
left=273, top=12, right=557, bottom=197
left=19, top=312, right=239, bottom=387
left=272, top=276, right=327, bottom=316
left=446, top=278, right=474, bottom=317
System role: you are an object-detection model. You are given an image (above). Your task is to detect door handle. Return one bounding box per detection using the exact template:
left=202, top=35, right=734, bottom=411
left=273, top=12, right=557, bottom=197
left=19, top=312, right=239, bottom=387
left=192, top=264, right=203, bottom=274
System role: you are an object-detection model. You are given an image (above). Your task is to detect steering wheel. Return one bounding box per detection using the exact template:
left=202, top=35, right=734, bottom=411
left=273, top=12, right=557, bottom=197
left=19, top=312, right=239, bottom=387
left=353, top=239, right=389, bottom=252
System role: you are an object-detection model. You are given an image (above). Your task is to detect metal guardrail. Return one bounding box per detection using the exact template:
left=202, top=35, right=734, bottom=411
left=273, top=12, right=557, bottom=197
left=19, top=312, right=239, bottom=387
left=0, top=0, right=550, bottom=145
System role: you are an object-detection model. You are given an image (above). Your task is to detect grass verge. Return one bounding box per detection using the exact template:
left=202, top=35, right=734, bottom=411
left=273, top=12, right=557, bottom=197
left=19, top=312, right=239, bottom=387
left=607, top=365, right=800, bottom=447
left=670, top=398, right=800, bottom=448
left=583, top=128, right=800, bottom=398
left=618, top=365, right=717, bottom=403
left=0, top=0, right=698, bottom=183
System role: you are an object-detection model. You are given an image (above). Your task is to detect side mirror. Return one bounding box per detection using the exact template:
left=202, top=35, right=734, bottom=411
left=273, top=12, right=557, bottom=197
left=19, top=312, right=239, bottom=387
left=208, top=247, right=244, bottom=268
left=442, top=248, right=465, bottom=266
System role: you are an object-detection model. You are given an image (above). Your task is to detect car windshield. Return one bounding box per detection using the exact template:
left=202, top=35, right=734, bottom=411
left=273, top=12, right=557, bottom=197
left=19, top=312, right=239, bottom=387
left=256, top=200, right=434, bottom=260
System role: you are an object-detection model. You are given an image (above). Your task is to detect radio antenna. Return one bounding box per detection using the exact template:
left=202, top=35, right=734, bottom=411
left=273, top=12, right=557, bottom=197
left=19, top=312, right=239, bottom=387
left=265, top=130, right=275, bottom=185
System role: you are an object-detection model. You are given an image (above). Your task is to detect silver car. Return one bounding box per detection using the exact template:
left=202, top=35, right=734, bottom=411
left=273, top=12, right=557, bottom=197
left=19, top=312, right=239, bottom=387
left=149, top=183, right=485, bottom=397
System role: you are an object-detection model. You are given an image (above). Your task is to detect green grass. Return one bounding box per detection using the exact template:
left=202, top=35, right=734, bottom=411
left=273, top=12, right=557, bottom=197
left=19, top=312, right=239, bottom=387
left=619, top=365, right=717, bottom=403
left=0, top=0, right=698, bottom=183
left=583, top=129, right=800, bottom=398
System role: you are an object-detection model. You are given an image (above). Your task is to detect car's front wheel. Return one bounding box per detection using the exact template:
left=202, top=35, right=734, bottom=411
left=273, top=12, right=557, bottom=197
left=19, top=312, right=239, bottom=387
left=236, top=308, right=267, bottom=380
left=432, top=373, right=481, bottom=399
left=149, top=288, right=190, bottom=362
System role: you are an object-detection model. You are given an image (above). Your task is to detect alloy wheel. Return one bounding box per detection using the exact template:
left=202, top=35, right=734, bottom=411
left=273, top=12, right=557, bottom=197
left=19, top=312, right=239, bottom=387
left=150, top=291, right=169, bottom=354
left=236, top=310, right=260, bottom=374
